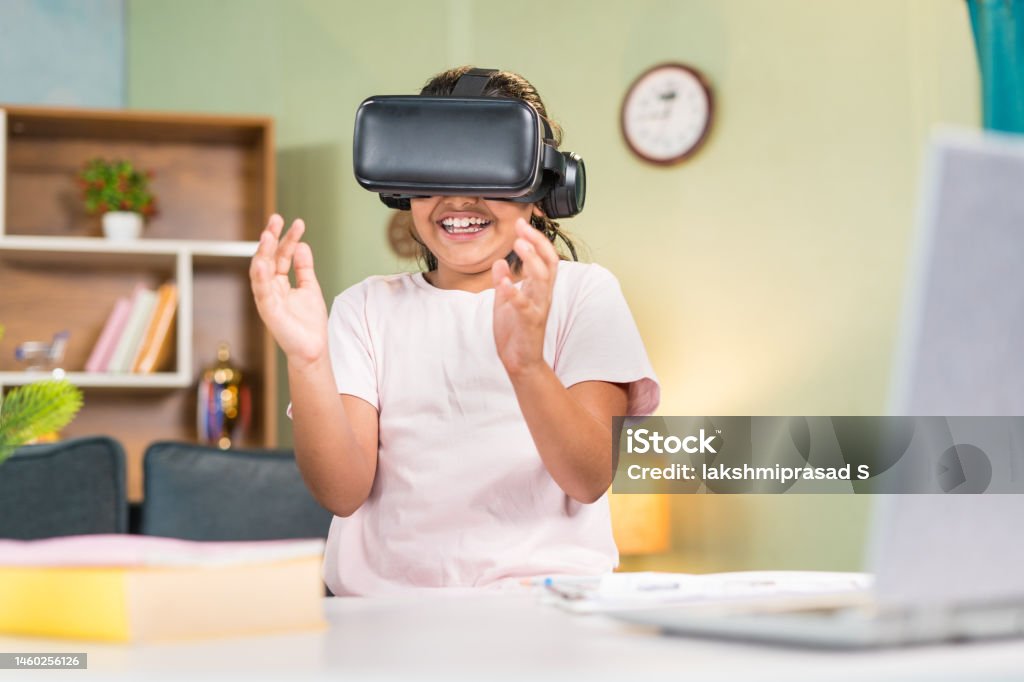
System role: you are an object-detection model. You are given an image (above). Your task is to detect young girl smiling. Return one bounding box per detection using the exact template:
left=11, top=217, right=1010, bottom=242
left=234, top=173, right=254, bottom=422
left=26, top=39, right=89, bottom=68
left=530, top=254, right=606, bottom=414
left=250, top=66, right=659, bottom=595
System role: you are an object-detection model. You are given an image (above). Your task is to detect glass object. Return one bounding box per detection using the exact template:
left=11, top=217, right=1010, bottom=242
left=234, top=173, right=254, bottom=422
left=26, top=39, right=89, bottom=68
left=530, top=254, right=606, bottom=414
left=14, top=331, right=69, bottom=371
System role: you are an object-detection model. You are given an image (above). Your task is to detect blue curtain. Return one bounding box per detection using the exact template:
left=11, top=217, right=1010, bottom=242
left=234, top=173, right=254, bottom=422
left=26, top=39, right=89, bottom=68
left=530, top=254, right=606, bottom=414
left=968, top=0, right=1024, bottom=132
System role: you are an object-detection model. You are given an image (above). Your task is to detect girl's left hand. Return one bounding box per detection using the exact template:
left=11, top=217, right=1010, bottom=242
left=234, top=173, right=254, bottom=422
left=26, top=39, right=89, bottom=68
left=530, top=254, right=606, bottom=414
left=492, top=218, right=559, bottom=376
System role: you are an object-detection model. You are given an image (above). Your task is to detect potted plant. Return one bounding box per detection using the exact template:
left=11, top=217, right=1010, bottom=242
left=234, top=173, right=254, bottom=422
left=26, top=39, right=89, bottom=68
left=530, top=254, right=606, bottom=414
left=0, top=325, right=83, bottom=466
left=78, top=159, right=158, bottom=240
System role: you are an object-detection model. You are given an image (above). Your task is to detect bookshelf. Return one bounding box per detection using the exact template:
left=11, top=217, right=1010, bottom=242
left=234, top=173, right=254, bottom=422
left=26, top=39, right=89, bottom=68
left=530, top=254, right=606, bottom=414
left=0, top=105, right=278, bottom=500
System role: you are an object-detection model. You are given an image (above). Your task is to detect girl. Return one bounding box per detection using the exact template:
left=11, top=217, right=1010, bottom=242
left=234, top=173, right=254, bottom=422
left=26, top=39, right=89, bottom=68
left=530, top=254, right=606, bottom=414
left=250, top=67, right=660, bottom=596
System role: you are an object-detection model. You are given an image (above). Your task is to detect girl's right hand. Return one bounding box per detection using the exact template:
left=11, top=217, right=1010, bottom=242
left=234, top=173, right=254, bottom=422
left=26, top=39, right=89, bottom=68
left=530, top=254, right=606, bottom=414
left=249, top=214, right=328, bottom=368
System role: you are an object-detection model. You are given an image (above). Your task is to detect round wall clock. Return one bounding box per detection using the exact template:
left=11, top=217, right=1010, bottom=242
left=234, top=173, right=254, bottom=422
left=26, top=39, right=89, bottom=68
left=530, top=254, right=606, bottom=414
left=620, top=63, right=714, bottom=165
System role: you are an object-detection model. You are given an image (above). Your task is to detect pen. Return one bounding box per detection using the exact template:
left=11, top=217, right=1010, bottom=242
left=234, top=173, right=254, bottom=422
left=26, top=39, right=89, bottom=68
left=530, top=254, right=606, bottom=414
left=520, top=575, right=602, bottom=588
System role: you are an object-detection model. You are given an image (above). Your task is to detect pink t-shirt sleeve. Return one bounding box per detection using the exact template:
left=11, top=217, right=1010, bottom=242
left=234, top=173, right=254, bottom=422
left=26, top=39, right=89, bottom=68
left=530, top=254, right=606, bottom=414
left=554, top=264, right=660, bottom=416
left=285, top=283, right=379, bottom=420
left=326, top=283, right=380, bottom=410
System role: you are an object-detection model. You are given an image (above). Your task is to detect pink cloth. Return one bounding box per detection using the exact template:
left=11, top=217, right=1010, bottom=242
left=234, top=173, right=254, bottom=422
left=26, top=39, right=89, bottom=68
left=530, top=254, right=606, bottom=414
left=312, top=261, right=660, bottom=595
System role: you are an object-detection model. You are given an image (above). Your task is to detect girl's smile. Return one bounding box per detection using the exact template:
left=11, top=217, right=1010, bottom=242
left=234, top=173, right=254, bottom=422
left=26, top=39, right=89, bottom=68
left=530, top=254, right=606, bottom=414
left=436, top=210, right=493, bottom=240
left=410, top=195, right=540, bottom=291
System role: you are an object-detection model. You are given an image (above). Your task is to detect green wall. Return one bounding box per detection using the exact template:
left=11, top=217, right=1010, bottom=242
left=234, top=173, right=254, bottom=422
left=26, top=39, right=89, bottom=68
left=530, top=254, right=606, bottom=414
left=127, top=0, right=980, bottom=573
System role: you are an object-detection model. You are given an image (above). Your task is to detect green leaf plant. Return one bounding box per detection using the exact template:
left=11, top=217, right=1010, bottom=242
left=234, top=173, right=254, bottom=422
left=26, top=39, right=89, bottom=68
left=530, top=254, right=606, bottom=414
left=0, top=325, right=84, bottom=466
left=78, top=158, right=158, bottom=217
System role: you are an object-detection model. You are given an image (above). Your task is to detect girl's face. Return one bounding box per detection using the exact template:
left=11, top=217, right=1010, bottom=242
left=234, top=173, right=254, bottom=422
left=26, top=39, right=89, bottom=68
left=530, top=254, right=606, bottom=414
left=409, top=195, right=541, bottom=288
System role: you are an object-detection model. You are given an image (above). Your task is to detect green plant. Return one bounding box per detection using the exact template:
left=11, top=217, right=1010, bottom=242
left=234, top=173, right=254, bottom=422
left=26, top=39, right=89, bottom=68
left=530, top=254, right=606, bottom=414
left=78, top=158, right=158, bottom=217
left=0, top=325, right=84, bottom=466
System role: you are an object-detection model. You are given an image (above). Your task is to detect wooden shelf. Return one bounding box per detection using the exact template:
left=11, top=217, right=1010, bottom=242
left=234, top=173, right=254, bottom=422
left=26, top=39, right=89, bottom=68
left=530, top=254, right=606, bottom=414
left=0, top=104, right=278, bottom=501
left=0, top=370, right=190, bottom=389
left=0, top=235, right=257, bottom=271
left=0, top=234, right=258, bottom=256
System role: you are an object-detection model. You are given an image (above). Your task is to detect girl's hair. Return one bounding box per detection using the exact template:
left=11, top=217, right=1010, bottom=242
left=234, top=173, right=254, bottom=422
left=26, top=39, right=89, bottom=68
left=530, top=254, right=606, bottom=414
left=411, top=66, right=581, bottom=272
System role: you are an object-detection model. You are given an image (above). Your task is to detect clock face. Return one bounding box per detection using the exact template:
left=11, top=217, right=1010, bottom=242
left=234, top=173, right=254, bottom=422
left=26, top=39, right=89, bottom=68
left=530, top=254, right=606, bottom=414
left=621, top=63, right=713, bottom=164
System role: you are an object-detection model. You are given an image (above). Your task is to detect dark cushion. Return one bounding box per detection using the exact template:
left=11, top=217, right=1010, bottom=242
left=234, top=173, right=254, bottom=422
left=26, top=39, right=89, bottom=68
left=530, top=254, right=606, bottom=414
left=140, top=441, right=332, bottom=541
left=0, top=435, right=128, bottom=539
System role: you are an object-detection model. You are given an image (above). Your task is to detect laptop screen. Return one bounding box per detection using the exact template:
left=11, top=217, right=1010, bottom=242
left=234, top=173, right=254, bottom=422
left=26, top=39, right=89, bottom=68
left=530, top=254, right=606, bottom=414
left=874, top=129, right=1024, bottom=609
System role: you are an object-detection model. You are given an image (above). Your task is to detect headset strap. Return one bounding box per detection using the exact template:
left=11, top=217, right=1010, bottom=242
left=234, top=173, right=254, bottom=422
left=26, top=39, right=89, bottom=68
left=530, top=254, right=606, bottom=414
left=451, top=68, right=499, bottom=96
left=450, top=67, right=557, bottom=148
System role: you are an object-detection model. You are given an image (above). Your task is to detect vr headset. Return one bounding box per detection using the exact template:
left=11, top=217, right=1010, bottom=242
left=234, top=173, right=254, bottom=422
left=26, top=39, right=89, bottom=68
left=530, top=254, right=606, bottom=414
left=352, top=68, right=586, bottom=219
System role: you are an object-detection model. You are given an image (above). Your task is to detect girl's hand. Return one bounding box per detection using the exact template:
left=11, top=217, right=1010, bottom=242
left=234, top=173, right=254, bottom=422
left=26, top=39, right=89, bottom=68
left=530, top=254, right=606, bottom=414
left=492, top=218, right=559, bottom=376
left=249, top=214, right=328, bottom=368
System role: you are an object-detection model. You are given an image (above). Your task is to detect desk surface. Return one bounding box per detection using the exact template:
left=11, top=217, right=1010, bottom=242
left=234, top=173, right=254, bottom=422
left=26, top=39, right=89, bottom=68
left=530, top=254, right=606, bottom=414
left=3, top=594, right=1024, bottom=681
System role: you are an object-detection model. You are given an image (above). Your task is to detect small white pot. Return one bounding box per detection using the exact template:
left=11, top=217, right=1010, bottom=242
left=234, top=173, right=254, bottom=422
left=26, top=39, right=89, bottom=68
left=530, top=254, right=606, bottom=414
left=102, top=211, right=144, bottom=240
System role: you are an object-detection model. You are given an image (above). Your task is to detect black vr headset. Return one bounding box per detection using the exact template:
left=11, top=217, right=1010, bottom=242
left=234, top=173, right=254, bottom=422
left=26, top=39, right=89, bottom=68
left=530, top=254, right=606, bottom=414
left=352, top=68, right=586, bottom=219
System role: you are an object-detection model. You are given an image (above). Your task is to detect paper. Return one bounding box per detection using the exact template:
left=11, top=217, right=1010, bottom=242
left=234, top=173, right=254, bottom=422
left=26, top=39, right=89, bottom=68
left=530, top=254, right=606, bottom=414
left=540, top=570, right=873, bottom=613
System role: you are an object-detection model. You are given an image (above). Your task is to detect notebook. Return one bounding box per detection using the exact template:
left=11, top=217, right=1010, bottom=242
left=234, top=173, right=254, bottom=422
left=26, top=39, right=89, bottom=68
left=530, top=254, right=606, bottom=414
left=0, top=534, right=327, bottom=642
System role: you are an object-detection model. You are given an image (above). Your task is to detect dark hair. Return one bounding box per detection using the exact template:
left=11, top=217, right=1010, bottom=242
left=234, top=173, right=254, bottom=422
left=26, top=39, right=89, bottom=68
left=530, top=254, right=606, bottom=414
left=410, top=66, right=580, bottom=272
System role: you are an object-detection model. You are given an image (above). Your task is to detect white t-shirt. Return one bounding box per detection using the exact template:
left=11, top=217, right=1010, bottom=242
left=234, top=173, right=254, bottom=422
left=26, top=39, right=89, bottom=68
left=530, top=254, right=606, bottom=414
left=317, top=260, right=660, bottom=595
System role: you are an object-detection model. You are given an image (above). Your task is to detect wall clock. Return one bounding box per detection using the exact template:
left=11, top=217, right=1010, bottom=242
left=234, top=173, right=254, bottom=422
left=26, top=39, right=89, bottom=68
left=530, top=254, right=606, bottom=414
left=620, top=63, right=714, bottom=165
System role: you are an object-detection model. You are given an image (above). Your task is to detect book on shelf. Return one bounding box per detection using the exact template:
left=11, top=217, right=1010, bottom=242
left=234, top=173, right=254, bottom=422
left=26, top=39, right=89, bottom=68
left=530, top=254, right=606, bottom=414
left=131, top=282, right=178, bottom=373
left=0, top=534, right=327, bottom=642
left=83, top=296, right=132, bottom=373
left=105, top=285, right=158, bottom=373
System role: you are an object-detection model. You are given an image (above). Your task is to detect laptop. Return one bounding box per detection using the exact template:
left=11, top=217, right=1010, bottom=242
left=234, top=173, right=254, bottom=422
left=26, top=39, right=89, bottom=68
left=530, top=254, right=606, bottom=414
left=612, top=128, right=1024, bottom=648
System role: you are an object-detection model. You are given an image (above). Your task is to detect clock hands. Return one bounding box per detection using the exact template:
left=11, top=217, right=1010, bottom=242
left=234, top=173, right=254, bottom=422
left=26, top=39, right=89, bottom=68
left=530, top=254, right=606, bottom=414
left=658, top=89, right=678, bottom=122
left=636, top=89, right=680, bottom=122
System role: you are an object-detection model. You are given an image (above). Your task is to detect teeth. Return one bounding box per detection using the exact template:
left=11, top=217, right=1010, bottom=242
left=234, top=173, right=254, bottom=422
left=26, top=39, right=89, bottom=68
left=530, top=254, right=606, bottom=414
left=440, top=216, right=490, bottom=233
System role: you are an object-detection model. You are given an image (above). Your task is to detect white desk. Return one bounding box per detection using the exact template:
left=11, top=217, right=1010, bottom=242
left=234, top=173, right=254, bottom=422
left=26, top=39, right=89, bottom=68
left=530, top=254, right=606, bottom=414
left=3, top=594, right=1024, bottom=681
